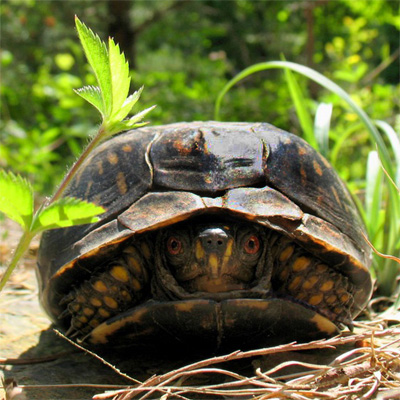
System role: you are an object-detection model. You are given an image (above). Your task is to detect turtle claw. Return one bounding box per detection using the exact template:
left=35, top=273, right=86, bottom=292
left=58, top=309, right=71, bottom=320
left=65, top=325, right=81, bottom=338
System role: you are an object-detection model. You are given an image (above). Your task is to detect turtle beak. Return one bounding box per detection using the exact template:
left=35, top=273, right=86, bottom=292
left=196, top=228, right=234, bottom=279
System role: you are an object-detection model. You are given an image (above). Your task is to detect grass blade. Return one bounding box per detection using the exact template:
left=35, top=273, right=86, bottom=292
left=314, top=103, right=332, bottom=158
left=214, top=60, right=394, bottom=180
left=283, top=67, right=316, bottom=149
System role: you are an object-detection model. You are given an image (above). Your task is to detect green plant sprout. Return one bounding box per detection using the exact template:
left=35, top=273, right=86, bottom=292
left=215, top=61, right=400, bottom=296
left=0, top=16, right=154, bottom=291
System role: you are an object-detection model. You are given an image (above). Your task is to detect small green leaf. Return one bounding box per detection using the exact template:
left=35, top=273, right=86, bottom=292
left=75, top=16, right=111, bottom=117
left=31, top=197, right=105, bottom=233
left=108, top=38, right=131, bottom=115
left=74, top=86, right=104, bottom=115
left=105, top=105, right=156, bottom=137
left=112, top=87, right=144, bottom=122
left=0, top=170, right=33, bottom=230
left=125, top=105, right=157, bottom=127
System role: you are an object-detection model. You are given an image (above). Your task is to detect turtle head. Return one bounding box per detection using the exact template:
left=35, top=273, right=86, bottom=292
left=157, top=220, right=269, bottom=297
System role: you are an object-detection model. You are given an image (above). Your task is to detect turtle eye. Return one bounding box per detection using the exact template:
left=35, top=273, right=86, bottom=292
left=244, top=235, right=260, bottom=254
left=167, top=237, right=183, bottom=255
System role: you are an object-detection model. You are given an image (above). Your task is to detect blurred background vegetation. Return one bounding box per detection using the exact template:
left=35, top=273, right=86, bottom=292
left=1, top=0, right=398, bottom=194
left=1, top=0, right=400, bottom=294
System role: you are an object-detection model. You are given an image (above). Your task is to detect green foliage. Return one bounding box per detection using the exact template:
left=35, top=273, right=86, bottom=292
left=0, top=169, right=105, bottom=291
left=0, top=16, right=152, bottom=291
left=73, top=16, right=154, bottom=139
left=30, top=197, right=104, bottom=232
left=0, top=170, right=103, bottom=235
left=0, top=170, right=33, bottom=230
left=1, top=1, right=399, bottom=295
left=215, top=61, right=400, bottom=296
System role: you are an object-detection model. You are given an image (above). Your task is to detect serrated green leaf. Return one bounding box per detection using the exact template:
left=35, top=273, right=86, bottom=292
left=125, top=105, right=157, bottom=126
left=0, top=170, right=33, bottom=230
left=105, top=105, right=156, bottom=137
left=108, top=38, right=131, bottom=115
left=75, top=16, right=112, bottom=117
left=107, top=121, right=149, bottom=137
left=112, top=87, right=143, bottom=122
left=74, top=86, right=104, bottom=115
left=31, top=197, right=105, bottom=233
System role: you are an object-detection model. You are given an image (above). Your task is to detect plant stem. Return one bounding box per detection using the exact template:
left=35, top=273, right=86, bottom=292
left=50, top=124, right=106, bottom=204
left=0, top=230, right=35, bottom=291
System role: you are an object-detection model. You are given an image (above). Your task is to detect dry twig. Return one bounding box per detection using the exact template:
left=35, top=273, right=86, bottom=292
left=90, top=325, right=400, bottom=400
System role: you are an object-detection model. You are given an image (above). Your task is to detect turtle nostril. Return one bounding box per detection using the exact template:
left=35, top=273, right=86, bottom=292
left=199, top=228, right=229, bottom=251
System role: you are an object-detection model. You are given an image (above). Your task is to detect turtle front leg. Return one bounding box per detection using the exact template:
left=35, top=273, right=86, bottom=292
left=60, top=241, right=152, bottom=339
left=271, top=237, right=355, bottom=329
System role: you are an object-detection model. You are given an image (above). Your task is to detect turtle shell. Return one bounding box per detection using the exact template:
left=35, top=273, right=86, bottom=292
left=37, top=122, right=372, bottom=349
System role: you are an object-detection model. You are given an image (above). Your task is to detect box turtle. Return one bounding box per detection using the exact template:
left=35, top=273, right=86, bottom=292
left=37, top=122, right=372, bottom=351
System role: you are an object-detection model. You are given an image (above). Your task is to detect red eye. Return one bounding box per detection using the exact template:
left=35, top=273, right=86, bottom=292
left=167, top=237, right=182, bottom=255
left=244, top=235, right=260, bottom=254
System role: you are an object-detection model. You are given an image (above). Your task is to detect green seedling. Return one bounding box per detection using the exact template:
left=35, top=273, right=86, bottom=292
left=0, top=16, right=154, bottom=291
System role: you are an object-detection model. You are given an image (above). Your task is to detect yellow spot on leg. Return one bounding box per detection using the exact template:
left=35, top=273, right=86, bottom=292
left=122, top=144, right=132, bottom=152
left=279, top=267, right=290, bottom=281
left=326, top=295, right=337, bottom=304
left=70, top=303, right=80, bottom=312
left=98, top=308, right=111, bottom=318
left=334, top=306, right=343, bottom=315
left=309, top=293, right=324, bottom=306
left=340, top=293, right=350, bottom=303
left=89, top=319, right=100, bottom=328
left=279, top=245, right=294, bottom=262
left=140, top=242, right=151, bottom=260
left=288, top=276, right=302, bottom=291
left=125, top=253, right=145, bottom=277
left=302, top=275, right=319, bottom=290
left=120, top=290, right=132, bottom=301
left=93, top=280, right=108, bottom=293
left=320, top=280, right=334, bottom=292
left=131, top=277, right=142, bottom=291
left=104, top=296, right=118, bottom=309
left=110, top=265, right=130, bottom=283
left=83, top=307, right=94, bottom=317
left=90, top=297, right=102, bottom=307
left=316, top=264, right=329, bottom=273
left=76, top=295, right=86, bottom=303
left=292, top=256, right=311, bottom=272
